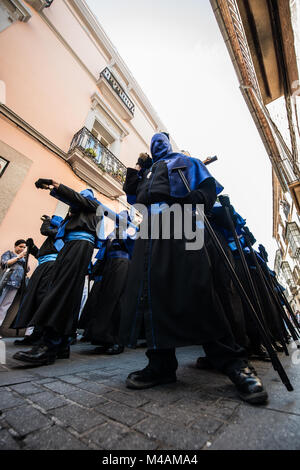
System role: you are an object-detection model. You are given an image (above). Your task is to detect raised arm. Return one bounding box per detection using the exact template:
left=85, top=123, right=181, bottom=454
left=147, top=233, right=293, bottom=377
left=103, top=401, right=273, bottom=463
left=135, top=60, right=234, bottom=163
left=34, top=179, right=99, bottom=213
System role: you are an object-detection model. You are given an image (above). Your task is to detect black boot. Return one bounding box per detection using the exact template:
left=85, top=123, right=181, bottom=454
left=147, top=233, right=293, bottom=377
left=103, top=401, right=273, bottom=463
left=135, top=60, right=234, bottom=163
left=105, top=344, right=124, bottom=355
left=91, top=345, right=109, bottom=354
left=126, top=349, right=178, bottom=389
left=56, top=345, right=70, bottom=359
left=248, top=344, right=271, bottom=362
left=224, top=360, right=268, bottom=404
left=14, top=336, right=37, bottom=347
left=195, top=356, right=214, bottom=370
left=13, top=343, right=57, bottom=366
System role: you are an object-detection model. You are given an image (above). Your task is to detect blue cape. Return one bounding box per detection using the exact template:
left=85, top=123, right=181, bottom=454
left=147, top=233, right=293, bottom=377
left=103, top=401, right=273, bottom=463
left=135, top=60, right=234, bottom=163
left=211, top=201, right=246, bottom=251
left=95, top=211, right=135, bottom=260
left=150, top=133, right=223, bottom=197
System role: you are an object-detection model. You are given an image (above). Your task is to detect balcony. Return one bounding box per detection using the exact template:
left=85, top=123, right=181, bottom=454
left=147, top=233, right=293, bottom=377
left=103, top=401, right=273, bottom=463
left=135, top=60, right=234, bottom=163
left=26, top=0, right=53, bottom=11
left=274, top=249, right=283, bottom=276
left=281, top=261, right=297, bottom=289
left=66, top=127, right=126, bottom=198
left=286, top=222, right=300, bottom=259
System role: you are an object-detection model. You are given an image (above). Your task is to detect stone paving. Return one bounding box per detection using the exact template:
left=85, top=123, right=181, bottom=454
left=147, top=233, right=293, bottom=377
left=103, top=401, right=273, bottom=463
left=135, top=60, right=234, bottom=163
left=0, top=338, right=300, bottom=450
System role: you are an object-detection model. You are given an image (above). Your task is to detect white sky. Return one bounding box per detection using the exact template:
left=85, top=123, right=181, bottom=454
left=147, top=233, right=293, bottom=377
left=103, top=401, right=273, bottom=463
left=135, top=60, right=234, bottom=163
left=87, top=0, right=278, bottom=265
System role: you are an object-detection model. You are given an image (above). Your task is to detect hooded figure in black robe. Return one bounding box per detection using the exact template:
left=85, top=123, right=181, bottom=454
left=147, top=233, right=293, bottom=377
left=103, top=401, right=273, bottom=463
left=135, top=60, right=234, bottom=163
left=79, top=216, right=134, bottom=354
left=121, top=134, right=229, bottom=349
left=13, top=181, right=100, bottom=365
left=12, top=215, right=63, bottom=342
left=120, top=133, right=268, bottom=405
left=205, top=202, right=249, bottom=349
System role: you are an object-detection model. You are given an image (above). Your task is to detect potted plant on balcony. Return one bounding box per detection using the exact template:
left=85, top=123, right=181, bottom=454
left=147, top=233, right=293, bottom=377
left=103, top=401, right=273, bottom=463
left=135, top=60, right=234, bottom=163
left=114, top=169, right=125, bottom=184
left=97, top=162, right=106, bottom=172
left=84, top=148, right=97, bottom=159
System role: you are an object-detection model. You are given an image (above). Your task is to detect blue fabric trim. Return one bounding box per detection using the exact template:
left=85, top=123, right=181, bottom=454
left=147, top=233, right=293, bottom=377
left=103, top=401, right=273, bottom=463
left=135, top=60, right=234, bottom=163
left=53, top=239, right=64, bottom=251
left=95, top=241, right=107, bottom=260
left=107, top=251, right=130, bottom=260
left=38, top=254, right=58, bottom=265
left=50, top=215, right=63, bottom=228
left=65, top=231, right=95, bottom=244
left=127, top=194, right=136, bottom=205
left=94, top=275, right=103, bottom=283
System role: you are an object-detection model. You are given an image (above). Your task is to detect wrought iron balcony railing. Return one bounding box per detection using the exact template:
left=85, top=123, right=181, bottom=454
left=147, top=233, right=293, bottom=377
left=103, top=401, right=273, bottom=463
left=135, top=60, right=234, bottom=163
left=68, top=127, right=127, bottom=185
left=281, top=261, right=296, bottom=288
left=286, top=222, right=300, bottom=259
left=274, top=249, right=283, bottom=275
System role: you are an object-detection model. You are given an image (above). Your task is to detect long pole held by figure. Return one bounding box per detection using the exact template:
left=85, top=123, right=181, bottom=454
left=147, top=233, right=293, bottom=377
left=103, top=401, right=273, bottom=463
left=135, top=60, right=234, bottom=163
left=242, top=228, right=289, bottom=355
left=173, top=166, right=293, bottom=392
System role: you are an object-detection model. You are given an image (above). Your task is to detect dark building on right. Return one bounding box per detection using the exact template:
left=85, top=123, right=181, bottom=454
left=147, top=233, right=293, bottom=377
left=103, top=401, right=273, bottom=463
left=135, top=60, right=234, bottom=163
left=210, top=0, right=300, bottom=312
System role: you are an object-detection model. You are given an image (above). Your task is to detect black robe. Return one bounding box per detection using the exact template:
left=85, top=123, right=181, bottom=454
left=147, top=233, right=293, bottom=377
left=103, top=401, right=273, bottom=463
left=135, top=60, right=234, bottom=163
left=233, top=253, right=286, bottom=349
left=79, top=240, right=130, bottom=345
left=205, top=227, right=249, bottom=348
left=120, top=159, right=233, bottom=349
left=28, top=184, right=99, bottom=336
left=13, top=219, right=59, bottom=329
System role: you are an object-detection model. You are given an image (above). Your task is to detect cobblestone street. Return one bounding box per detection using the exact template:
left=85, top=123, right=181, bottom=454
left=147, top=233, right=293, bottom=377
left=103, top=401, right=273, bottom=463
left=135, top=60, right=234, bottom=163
left=0, top=339, right=299, bottom=450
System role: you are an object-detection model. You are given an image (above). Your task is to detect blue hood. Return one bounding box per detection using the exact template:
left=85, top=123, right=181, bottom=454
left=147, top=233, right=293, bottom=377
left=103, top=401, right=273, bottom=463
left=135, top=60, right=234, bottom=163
left=80, top=188, right=97, bottom=201
left=150, top=133, right=224, bottom=197
left=151, top=133, right=173, bottom=162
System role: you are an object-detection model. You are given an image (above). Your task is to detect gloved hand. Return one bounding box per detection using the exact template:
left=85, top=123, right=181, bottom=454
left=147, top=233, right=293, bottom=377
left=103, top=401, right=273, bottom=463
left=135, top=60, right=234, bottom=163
left=25, top=238, right=38, bottom=256
left=136, top=153, right=153, bottom=170
left=25, top=238, right=34, bottom=248
left=219, top=195, right=237, bottom=225
left=35, top=178, right=53, bottom=189
left=258, top=244, right=268, bottom=262
left=41, top=214, right=50, bottom=221
left=243, top=226, right=256, bottom=246
left=218, top=195, right=231, bottom=207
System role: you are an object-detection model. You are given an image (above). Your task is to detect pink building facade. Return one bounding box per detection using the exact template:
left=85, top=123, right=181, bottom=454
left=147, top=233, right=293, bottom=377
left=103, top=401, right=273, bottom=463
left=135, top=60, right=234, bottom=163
left=0, top=0, right=170, bottom=258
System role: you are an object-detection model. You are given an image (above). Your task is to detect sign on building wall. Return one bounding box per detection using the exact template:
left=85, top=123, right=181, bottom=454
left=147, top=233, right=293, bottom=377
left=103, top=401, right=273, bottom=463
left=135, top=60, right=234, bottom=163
left=100, top=68, right=135, bottom=115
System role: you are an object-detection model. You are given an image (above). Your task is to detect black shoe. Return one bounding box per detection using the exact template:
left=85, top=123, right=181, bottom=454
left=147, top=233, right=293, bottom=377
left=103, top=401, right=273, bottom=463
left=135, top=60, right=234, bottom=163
left=56, top=345, right=70, bottom=359
left=91, top=345, right=109, bottom=354
left=225, top=362, right=268, bottom=405
left=105, top=344, right=124, bottom=355
left=249, top=344, right=271, bottom=362
left=126, top=365, right=177, bottom=390
left=196, top=356, right=214, bottom=370
left=13, top=344, right=57, bottom=366
left=14, top=336, right=36, bottom=346
left=79, top=336, right=90, bottom=343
